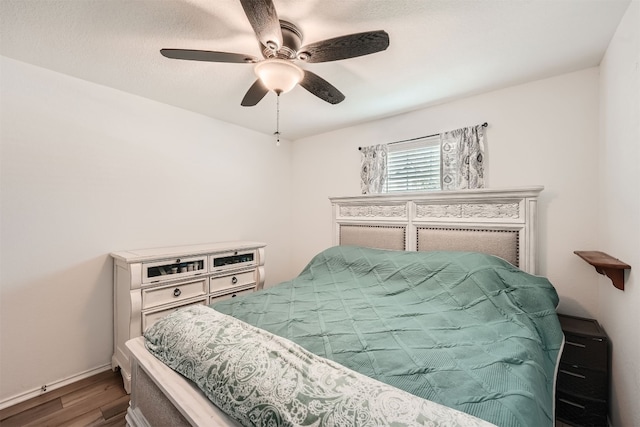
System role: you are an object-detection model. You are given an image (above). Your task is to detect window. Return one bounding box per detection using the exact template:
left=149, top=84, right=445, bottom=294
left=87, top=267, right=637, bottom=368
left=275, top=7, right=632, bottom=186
left=360, top=124, right=486, bottom=195
left=385, top=135, right=441, bottom=192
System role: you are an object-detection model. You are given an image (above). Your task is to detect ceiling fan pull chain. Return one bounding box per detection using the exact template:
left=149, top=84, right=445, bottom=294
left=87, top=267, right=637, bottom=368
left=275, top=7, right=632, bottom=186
left=274, top=92, right=281, bottom=146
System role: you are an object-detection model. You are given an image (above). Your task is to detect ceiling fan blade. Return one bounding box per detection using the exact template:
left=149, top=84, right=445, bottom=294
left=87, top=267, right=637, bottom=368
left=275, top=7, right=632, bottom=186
left=299, top=71, right=345, bottom=105
left=239, top=0, right=283, bottom=50
left=298, top=30, right=389, bottom=63
left=161, top=49, right=258, bottom=63
left=241, top=79, right=269, bottom=106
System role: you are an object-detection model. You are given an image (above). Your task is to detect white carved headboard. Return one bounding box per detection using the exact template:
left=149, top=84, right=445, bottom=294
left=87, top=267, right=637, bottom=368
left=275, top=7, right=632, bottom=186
left=330, top=186, right=543, bottom=274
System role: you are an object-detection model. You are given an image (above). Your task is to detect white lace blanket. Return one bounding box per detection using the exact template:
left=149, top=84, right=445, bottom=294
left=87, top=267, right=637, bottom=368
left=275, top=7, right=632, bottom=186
left=145, top=305, right=495, bottom=427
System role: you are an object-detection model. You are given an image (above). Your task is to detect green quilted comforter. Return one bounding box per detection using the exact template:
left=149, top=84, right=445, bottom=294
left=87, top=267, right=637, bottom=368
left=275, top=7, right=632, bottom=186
left=211, top=246, right=563, bottom=427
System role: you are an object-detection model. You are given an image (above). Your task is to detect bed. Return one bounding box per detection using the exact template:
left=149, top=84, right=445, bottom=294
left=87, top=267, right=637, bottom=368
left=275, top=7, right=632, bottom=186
left=124, top=186, right=564, bottom=427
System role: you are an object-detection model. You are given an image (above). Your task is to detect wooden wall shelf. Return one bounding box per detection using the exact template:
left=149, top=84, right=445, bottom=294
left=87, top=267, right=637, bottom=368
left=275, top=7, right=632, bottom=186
left=574, top=251, right=631, bottom=290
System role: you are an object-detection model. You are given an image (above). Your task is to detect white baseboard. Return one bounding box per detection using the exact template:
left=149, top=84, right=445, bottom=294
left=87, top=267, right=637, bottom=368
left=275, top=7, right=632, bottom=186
left=0, top=364, right=112, bottom=411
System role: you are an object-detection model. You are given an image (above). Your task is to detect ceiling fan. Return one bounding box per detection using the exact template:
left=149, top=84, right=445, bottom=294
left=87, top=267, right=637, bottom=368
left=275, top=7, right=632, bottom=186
left=160, top=0, right=390, bottom=107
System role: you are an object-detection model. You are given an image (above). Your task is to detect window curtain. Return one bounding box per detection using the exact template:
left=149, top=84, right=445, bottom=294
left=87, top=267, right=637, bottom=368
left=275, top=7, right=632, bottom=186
left=441, top=124, right=486, bottom=190
left=360, top=144, right=388, bottom=194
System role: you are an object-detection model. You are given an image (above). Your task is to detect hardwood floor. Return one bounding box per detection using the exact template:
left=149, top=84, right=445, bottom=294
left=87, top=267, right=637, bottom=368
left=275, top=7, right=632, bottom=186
left=0, top=370, right=129, bottom=427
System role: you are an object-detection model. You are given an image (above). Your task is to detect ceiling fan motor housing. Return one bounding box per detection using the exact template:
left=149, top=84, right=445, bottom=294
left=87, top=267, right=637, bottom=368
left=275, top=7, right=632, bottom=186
left=262, top=20, right=303, bottom=60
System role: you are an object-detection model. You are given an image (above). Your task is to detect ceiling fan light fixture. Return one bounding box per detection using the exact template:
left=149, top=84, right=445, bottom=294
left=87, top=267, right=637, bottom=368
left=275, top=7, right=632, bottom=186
left=254, top=59, right=303, bottom=94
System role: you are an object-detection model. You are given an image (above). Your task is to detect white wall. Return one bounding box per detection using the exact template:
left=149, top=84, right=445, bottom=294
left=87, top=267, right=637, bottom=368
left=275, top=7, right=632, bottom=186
left=291, top=68, right=602, bottom=317
left=598, top=2, right=640, bottom=426
left=0, top=57, right=293, bottom=404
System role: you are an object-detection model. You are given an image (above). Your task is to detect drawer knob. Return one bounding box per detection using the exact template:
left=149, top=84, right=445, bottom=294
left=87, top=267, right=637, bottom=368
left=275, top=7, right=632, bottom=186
left=231, top=276, right=238, bottom=284
left=173, top=288, right=182, bottom=297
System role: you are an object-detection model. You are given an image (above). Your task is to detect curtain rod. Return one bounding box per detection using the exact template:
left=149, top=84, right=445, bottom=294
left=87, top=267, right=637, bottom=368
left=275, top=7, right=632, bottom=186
left=358, top=122, right=488, bottom=151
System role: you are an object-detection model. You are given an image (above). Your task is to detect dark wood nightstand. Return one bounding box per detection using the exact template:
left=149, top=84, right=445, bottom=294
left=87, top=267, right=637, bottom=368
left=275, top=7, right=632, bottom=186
left=556, top=314, right=609, bottom=426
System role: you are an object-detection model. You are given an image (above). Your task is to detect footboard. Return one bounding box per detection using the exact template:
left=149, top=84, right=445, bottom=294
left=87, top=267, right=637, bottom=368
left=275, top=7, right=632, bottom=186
left=125, top=337, right=241, bottom=427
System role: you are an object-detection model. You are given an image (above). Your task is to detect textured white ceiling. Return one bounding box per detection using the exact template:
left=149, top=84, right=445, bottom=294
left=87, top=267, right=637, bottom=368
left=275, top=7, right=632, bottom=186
left=0, top=0, right=631, bottom=140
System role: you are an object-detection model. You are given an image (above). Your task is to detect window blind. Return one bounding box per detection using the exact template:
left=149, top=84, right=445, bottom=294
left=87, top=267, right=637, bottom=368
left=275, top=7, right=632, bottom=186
left=385, top=135, right=441, bottom=192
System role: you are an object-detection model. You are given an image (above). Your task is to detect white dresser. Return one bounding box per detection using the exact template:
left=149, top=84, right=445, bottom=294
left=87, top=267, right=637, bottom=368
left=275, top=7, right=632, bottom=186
left=111, top=241, right=266, bottom=392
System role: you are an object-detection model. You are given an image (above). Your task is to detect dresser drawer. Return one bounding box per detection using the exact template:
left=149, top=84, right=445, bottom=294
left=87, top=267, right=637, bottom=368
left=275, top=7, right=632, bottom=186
left=209, top=287, right=255, bottom=304
left=142, top=278, right=208, bottom=310
left=557, top=363, right=608, bottom=400
left=142, top=298, right=207, bottom=331
left=210, top=250, right=257, bottom=273
left=562, top=333, right=608, bottom=370
left=142, top=255, right=207, bottom=284
left=556, top=391, right=607, bottom=427
left=210, top=270, right=255, bottom=294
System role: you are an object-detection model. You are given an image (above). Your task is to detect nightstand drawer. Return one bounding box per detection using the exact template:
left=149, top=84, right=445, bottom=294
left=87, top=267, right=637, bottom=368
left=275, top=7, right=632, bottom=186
left=142, top=278, right=208, bottom=310
left=557, top=363, right=607, bottom=400
left=562, top=333, right=607, bottom=370
left=556, top=391, right=607, bottom=427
